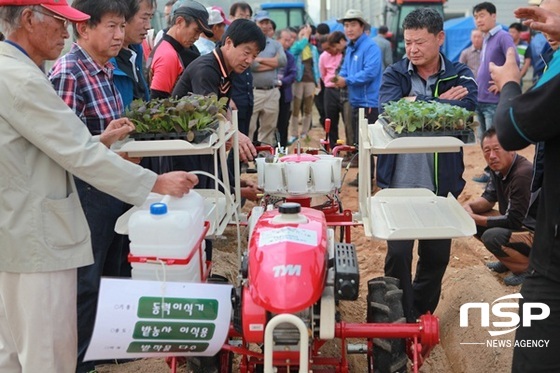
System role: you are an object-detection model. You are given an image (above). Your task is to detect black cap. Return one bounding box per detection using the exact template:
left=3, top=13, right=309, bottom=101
left=172, top=0, right=213, bottom=38
left=279, top=202, right=301, bottom=214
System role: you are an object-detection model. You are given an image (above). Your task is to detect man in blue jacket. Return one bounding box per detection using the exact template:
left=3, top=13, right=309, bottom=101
left=377, top=8, right=477, bottom=322
left=334, top=9, right=382, bottom=184
left=334, top=9, right=382, bottom=146
left=111, top=0, right=153, bottom=109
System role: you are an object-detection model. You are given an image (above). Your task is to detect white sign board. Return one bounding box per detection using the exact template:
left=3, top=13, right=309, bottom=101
left=84, top=278, right=232, bottom=361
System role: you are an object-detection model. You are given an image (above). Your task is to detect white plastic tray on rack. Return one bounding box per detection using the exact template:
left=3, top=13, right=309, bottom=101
left=366, top=121, right=475, bottom=154
left=112, top=122, right=233, bottom=157
left=368, top=188, right=476, bottom=240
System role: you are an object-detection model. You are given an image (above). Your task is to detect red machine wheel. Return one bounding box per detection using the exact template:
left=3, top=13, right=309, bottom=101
left=366, top=276, right=408, bottom=373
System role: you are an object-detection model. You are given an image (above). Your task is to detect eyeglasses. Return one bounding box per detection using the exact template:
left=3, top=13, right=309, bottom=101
left=34, top=9, right=69, bottom=29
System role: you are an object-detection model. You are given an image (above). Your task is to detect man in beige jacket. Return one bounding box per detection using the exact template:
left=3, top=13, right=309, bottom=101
left=0, top=1, right=198, bottom=372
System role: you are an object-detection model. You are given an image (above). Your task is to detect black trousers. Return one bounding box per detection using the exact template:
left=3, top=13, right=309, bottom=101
left=512, top=271, right=560, bottom=372
left=384, top=239, right=451, bottom=321
left=277, top=93, right=292, bottom=147
left=314, top=79, right=326, bottom=127
left=324, top=87, right=344, bottom=148
left=478, top=226, right=531, bottom=257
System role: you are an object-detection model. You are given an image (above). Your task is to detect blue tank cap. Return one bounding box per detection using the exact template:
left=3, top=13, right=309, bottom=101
left=150, top=202, right=168, bottom=215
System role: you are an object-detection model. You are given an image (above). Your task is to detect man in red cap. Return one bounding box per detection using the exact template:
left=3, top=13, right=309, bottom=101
left=0, top=1, right=198, bottom=372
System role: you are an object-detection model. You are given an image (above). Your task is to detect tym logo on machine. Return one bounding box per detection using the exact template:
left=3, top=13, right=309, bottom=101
left=459, top=293, right=550, bottom=348
left=272, top=264, right=302, bottom=277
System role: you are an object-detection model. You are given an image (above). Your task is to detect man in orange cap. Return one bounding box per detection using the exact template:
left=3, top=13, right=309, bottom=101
left=0, top=1, right=198, bottom=372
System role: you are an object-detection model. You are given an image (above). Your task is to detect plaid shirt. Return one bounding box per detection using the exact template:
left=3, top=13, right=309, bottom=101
left=49, top=43, right=123, bottom=135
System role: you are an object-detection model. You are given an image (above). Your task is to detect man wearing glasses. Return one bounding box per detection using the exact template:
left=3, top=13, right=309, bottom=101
left=35, top=6, right=69, bottom=25
left=0, top=1, right=198, bottom=372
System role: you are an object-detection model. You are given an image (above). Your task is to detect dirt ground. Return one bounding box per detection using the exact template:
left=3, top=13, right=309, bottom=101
left=97, top=124, right=535, bottom=373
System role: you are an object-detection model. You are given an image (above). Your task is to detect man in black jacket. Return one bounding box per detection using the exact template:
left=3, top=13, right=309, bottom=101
left=491, top=5, right=560, bottom=371
left=463, top=128, right=534, bottom=286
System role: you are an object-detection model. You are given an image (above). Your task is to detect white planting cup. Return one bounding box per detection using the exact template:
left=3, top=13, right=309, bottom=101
left=285, top=162, right=310, bottom=194
left=311, top=160, right=333, bottom=193
left=255, top=157, right=265, bottom=189
left=264, top=163, right=285, bottom=193
left=331, top=157, right=342, bottom=188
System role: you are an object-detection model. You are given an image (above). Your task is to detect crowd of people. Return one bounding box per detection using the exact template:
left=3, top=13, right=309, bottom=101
left=1, top=0, right=560, bottom=372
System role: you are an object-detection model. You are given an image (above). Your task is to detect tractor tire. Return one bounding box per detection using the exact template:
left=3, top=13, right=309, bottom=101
left=366, top=276, right=408, bottom=373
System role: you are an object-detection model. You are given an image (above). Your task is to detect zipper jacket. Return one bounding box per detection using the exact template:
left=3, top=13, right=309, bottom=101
left=110, top=44, right=150, bottom=109
left=339, top=33, right=382, bottom=108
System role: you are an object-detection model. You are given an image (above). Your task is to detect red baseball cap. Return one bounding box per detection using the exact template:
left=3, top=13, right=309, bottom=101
left=0, top=0, right=90, bottom=22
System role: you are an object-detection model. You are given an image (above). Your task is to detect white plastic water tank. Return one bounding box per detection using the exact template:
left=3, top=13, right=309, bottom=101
left=128, top=192, right=206, bottom=282
left=129, top=192, right=205, bottom=257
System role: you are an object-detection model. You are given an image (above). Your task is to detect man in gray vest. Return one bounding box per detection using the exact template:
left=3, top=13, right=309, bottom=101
left=248, top=10, right=286, bottom=145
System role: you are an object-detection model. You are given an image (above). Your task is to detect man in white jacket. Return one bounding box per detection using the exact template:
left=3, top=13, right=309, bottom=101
left=0, top=1, right=198, bottom=372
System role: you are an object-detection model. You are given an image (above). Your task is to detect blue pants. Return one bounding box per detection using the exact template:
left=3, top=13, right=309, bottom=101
left=236, top=103, right=253, bottom=137
left=476, top=102, right=497, bottom=139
